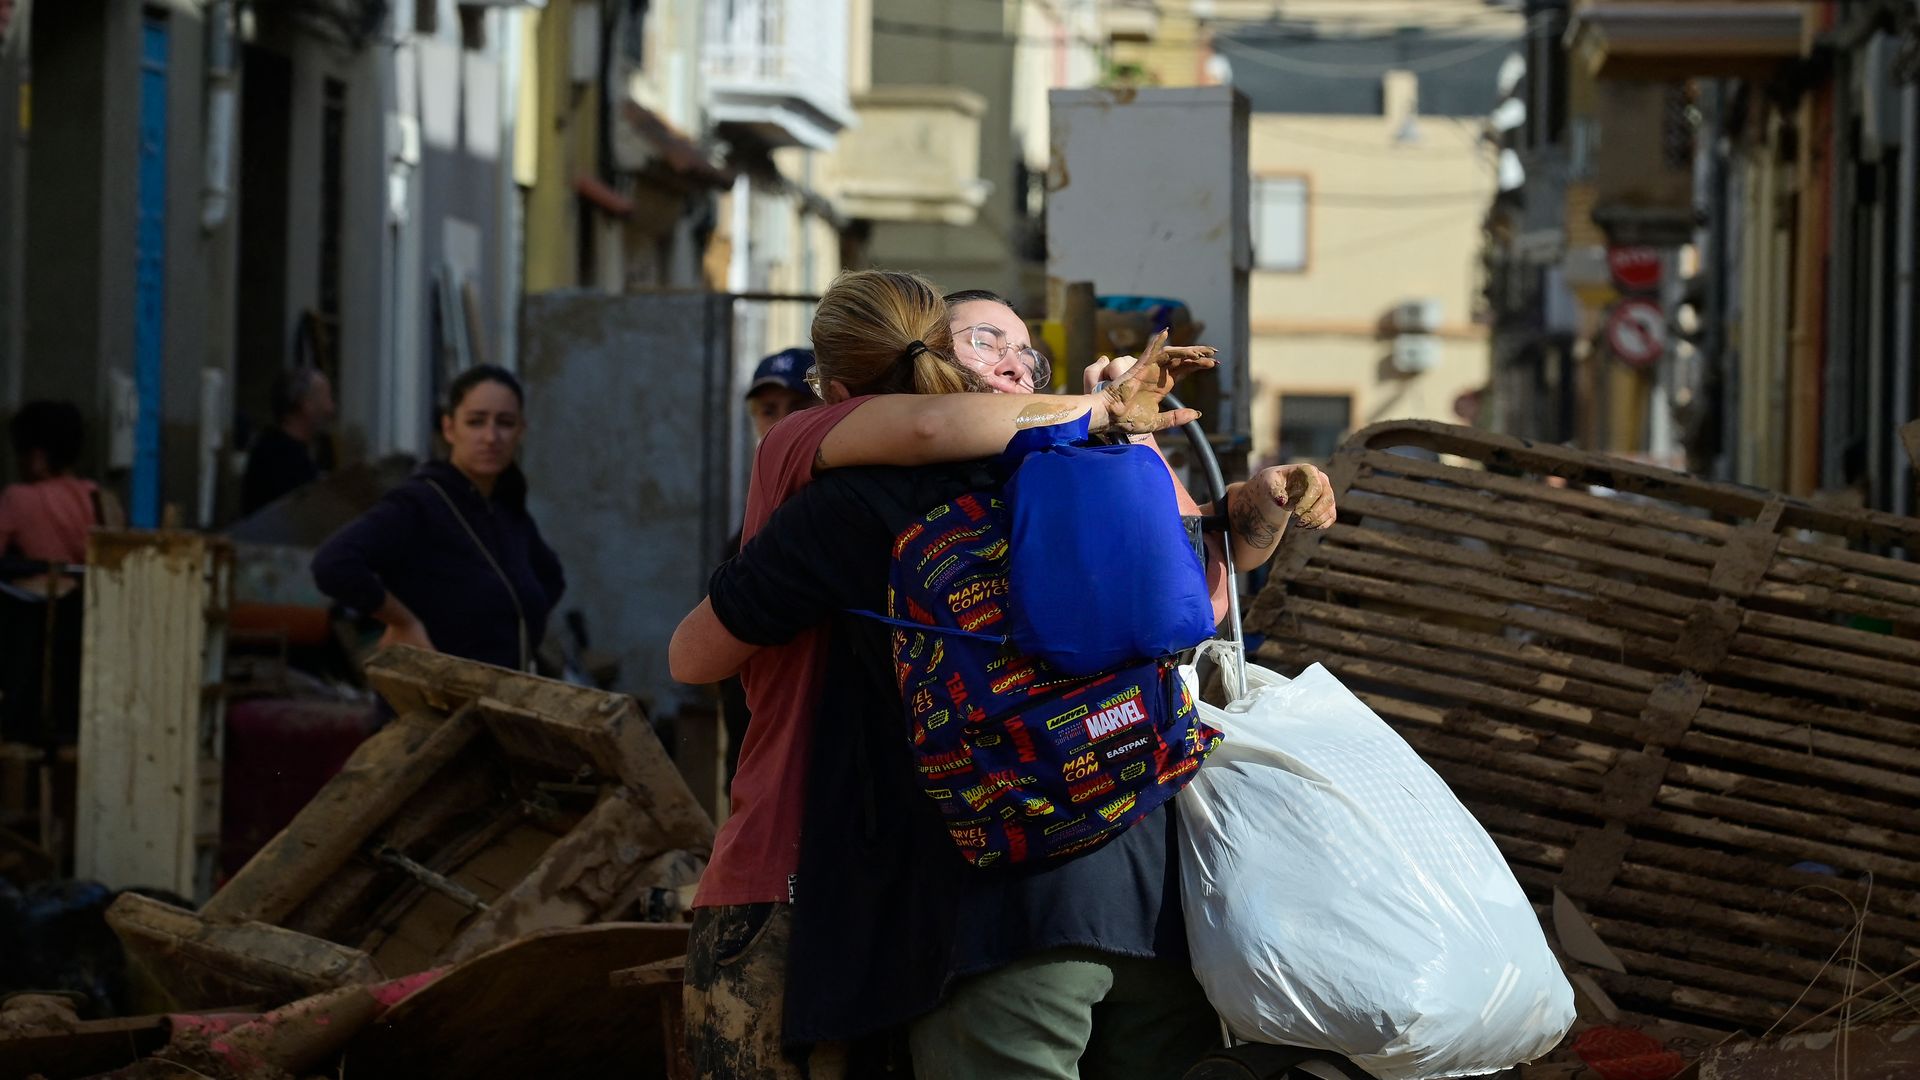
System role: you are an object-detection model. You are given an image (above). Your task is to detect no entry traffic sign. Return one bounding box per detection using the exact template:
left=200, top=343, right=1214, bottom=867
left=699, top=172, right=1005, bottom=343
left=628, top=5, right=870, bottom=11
left=1605, top=299, right=1668, bottom=368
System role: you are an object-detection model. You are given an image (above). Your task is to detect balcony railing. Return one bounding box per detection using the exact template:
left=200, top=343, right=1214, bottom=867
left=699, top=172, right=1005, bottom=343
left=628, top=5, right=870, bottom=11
left=702, top=0, right=853, bottom=150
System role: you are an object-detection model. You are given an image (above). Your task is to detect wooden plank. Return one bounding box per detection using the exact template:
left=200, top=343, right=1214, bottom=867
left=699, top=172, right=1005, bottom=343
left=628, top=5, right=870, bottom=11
left=1398, top=727, right=1609, bottom=791
left=1727, top=630, right=1920, bottom=691
left=1652, top=786, right=1920, bottom=863
left=1481, top=828, right=1920, bottom=961
left=1352, top=448, right=1738, bottom=541
left=202, top=705, right=481, bottom=925
left=1775, top=534, right=1920, bottom=587
left=1643, top=809, right=1920, bottom=885
left=1751, top=579, right=1920, bottom=630
left=1338, top=490, right=1715, bottom=589
left=1276, top=567, right=1670, bottom=660
left=440, top=789, right=705, bottom=964
left=1314, top=537, right=1694, bottom=638
left=1575, top=968, right=1778, bottom=1031
left=1714, top=653, right=1920, bottom=713
left=1353, top=419, right=1920, bottom=545
left=1274, top=610, right=1655, bottom=718
left=346, top=923, right=690, bottom=1080
left=1693, top=703, right=1920, bottom=767
left=1323, top=524, right=1699, bottom=618
left=1473, top=802, right=1920, bottom=927
left=1256, top=640, right=1646, bottom=738
left=1528, top=860, right=1904, bottom=960
left=1351, top=471, right=1726, bottom=567
left=106, top=890, right=379, bottom=1011
left=0, top=1011, right=172, bottom=1078
left=610, top=956, right=686, bottom=991
left=1610, top=864, right=1920, bottom=954
left=1283, top=597, right=1660, bottom=694
left=1662, top=759, right=1918, bottom=831
left=1577, top=913, right=1857, bottom=1002
left=1701, top=685, right=1920, bottom=751
left=1739, top=608, right=1920, bottom=663
left=1764, top=554, right=1920, bottom=608
left=1681, top=727, right=1920, bottom=802
left=364, top=650, right=715, bottom=854
left=1514, top=883, right=1850, bottom=1010
left=77, top=531, right=231, bottom=901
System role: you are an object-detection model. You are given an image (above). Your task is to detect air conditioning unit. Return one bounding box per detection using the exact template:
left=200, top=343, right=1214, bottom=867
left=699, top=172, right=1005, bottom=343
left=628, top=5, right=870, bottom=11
left=1389, top=299, right=1442, bottom=335
left=1392, top=334, right=1441, bottom=376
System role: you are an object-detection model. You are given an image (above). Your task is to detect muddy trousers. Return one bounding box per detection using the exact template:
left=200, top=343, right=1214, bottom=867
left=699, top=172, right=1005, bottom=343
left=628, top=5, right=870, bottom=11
left=684, top=902, right=848, bottom=1080
left=908, top=947, right=1222, bottom=1080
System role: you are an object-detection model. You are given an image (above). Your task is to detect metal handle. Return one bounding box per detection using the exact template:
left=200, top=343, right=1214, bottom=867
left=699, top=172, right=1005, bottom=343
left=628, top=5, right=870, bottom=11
left=1163, top=393, right=1247, bottom=701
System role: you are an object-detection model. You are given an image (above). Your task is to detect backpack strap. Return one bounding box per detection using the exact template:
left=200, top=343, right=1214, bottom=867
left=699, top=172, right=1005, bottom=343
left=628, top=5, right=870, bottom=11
left=848, top=608, right=1008, bottom=644
left=424, top=477, right=532, bottom=672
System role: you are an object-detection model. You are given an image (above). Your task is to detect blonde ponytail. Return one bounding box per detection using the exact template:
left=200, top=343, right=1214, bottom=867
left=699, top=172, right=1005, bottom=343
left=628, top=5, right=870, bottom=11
left=811, top=270, right=980, bottom=398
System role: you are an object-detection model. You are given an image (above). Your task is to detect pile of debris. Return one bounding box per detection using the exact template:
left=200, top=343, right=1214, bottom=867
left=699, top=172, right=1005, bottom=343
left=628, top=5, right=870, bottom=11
left=2, top=649, right=712, bottom=1080
left=1250, top=421, right=1920, bottom=1077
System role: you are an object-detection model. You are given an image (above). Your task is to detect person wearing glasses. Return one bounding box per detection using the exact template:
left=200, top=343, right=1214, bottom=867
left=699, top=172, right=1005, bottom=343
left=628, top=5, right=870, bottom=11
left=944, top=288, right=1053, bottom=394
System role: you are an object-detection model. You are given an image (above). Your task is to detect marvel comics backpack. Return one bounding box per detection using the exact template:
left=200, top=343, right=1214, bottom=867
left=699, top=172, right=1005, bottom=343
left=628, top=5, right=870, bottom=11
left=867, top=420, right=1222, bottom=868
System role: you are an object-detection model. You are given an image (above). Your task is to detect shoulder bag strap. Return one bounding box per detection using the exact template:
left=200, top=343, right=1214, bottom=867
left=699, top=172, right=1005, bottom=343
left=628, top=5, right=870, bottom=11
left=424, top=478, right=532, bottom=672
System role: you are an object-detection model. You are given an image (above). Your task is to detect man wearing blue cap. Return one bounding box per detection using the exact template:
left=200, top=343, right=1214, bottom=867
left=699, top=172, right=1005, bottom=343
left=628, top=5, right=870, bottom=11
left=746, top=348, right=817, bottom=444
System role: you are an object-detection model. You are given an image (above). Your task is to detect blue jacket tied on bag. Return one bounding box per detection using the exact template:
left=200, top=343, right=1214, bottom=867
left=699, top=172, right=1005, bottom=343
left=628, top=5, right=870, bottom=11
left=1002, top=416, right=1217, bottom=676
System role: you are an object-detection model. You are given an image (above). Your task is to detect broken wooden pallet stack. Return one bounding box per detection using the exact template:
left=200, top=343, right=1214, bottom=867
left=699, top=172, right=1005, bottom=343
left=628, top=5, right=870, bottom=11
left=1248, top=421, right=1920, bottom=1037
left=108, top=646, right=715, bottom=1012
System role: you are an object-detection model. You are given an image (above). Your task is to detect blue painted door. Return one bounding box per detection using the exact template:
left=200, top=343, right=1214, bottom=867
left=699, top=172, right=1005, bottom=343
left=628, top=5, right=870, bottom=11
left=133, top=15, right=168, bottom=527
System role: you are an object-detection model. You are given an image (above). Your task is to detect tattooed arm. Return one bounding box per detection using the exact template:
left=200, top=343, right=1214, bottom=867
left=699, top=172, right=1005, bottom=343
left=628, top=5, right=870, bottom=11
left=1199, top=464, right=1337, bottom=573
left=812, top=333, right=1215, bottom=473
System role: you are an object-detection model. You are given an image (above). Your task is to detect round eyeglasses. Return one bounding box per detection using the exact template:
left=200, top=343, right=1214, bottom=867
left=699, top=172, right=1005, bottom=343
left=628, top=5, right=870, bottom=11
left=960, top=323, right=1050, bottom=391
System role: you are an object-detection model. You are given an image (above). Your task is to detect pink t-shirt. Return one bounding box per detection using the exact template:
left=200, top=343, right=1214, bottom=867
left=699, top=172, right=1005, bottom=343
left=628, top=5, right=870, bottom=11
left=0, top=476, right=98, bottom=565
left=694, top=397, right=874, bottom=908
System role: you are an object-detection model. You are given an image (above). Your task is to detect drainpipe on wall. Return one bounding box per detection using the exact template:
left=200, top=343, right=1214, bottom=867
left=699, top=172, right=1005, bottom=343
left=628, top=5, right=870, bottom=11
left=1893, top=80, right=1917, bottom=521
left=201, top=0, right=235, bottom=232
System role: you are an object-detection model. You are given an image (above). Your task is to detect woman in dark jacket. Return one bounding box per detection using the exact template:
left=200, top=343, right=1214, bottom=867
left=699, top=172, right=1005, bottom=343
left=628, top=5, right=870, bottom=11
left=313, top=366, right=565, bottom=672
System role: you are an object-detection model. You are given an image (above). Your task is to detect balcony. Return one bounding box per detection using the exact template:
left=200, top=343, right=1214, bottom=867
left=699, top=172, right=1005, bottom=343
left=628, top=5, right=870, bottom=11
left=826, top=87, right=991, bottom=226
left=702, top=0, right=854, bottom=151
left=1569, top=1, right=1806, bottom=81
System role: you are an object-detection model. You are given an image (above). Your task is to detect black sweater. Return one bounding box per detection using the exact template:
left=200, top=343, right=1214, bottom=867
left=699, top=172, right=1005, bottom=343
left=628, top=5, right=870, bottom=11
left=312, top=460, right=565, bottom=671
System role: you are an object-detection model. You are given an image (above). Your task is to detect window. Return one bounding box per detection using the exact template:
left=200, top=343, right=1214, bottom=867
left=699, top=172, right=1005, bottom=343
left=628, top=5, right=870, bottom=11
left=1278, top=393, right=1352, bottom=463
left=1253, top=176, right=1309, bottom=272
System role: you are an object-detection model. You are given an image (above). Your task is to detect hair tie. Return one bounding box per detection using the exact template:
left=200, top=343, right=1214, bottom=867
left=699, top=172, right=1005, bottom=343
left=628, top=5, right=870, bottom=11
left=898, top=340, right=929, bottom=365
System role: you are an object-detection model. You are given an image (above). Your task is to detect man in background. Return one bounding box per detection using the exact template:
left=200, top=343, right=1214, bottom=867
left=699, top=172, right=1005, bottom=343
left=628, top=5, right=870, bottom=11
left=745, top=348, right=816, bottom=442
left=241, top=365, right=335, bottom=515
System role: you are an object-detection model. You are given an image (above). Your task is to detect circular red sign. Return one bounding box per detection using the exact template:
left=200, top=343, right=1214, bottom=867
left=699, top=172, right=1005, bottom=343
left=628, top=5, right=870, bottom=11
left=1606, top=299, right=1668, bottom=368
left=1608, top=246, right=1663, bottom=293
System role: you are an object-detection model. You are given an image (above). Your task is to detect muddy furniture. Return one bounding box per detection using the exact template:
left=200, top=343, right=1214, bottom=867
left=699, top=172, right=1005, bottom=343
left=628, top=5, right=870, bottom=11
left=109, top=647, right=714, bottom=1010
left=1251, top=421, right=1920, bottom=1036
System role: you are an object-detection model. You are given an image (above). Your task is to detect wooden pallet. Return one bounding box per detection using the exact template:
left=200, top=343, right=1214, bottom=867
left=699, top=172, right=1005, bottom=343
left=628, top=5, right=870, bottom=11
left=109, top=647, right=715, bottom=1011
left=1247, top=421, right=1920, bottom=1036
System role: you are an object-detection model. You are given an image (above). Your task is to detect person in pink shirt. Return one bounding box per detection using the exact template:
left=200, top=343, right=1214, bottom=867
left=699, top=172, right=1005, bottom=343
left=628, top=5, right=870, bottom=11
left=1, top=401, right=113, bottom=745
left=0, top=401, right=111, bottom=574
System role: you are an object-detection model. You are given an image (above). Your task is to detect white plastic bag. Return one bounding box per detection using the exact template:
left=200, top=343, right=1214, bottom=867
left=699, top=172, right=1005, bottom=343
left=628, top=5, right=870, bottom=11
left=1178, top=662, right=1575, bottom=1080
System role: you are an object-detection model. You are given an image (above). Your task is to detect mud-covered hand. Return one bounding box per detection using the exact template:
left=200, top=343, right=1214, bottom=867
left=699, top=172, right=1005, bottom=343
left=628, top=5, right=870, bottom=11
left=1094, top=330, right=1218, bottom=435
left=1276, top=463, right=1336, bottom=529
left=1083, top=344, right=1217, bottom=394
left=1235, top=463, right=1336, bottom=544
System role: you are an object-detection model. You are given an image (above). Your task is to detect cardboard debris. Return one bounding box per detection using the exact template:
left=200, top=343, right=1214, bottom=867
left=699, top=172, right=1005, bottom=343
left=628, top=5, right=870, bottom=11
left=110, top=648, right=713, bottom=1013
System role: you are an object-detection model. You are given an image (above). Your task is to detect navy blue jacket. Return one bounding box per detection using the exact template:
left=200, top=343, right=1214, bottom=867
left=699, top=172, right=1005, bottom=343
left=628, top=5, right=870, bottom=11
left=312, top=460, right=565, bottom=671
